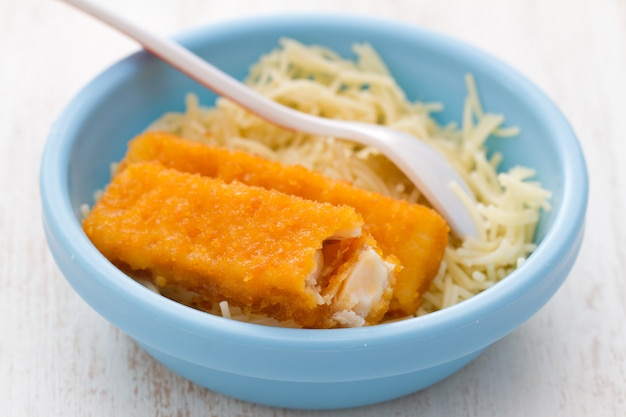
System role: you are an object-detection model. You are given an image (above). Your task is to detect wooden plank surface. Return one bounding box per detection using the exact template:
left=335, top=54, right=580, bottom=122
left=1, top=0, right=624, bottom=416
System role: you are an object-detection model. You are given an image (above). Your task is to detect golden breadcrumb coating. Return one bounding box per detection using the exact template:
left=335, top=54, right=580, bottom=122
left=84, top=162, right=396, bottom=328
left=119, top=132, right=449, bottom=315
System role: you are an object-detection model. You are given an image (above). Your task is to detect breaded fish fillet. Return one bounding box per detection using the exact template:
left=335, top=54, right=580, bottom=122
left=119, top=132, right=449, bottom=315
left=83, top=162, right=398, bottom=328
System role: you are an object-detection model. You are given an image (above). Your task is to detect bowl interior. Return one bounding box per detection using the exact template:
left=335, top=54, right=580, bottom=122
left=43, top=13, right=589, bottom=348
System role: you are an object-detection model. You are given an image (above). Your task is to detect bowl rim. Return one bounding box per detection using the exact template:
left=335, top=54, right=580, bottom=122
left=40, top=12, right=588, bottom=350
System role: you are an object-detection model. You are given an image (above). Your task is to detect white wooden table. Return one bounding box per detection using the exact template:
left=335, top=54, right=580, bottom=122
left=2, top=0, right=625, bottom=415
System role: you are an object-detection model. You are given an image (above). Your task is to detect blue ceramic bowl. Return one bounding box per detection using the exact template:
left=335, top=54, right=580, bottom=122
left=40, top=14, right=587, bottom=410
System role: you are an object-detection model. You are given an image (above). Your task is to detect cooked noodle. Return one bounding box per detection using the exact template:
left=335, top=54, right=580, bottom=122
left=146, top=38, right=551, bottom=317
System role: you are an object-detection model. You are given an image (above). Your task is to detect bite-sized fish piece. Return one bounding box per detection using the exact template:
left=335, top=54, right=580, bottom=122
left=83, top=162, right=398, bottom=328
left=119, top=132, right=449, bottom=315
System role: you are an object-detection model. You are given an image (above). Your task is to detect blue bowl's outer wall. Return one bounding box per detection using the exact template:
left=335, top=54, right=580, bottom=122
left=41, top=213, right=585, bottom=409
left=40, top=14, right=588, bottom=409
left=139, top=341, right=487, bottom=409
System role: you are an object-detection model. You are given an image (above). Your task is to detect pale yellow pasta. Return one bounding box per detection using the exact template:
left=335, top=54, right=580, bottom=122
left=147, top=38, right=551, bottom=317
